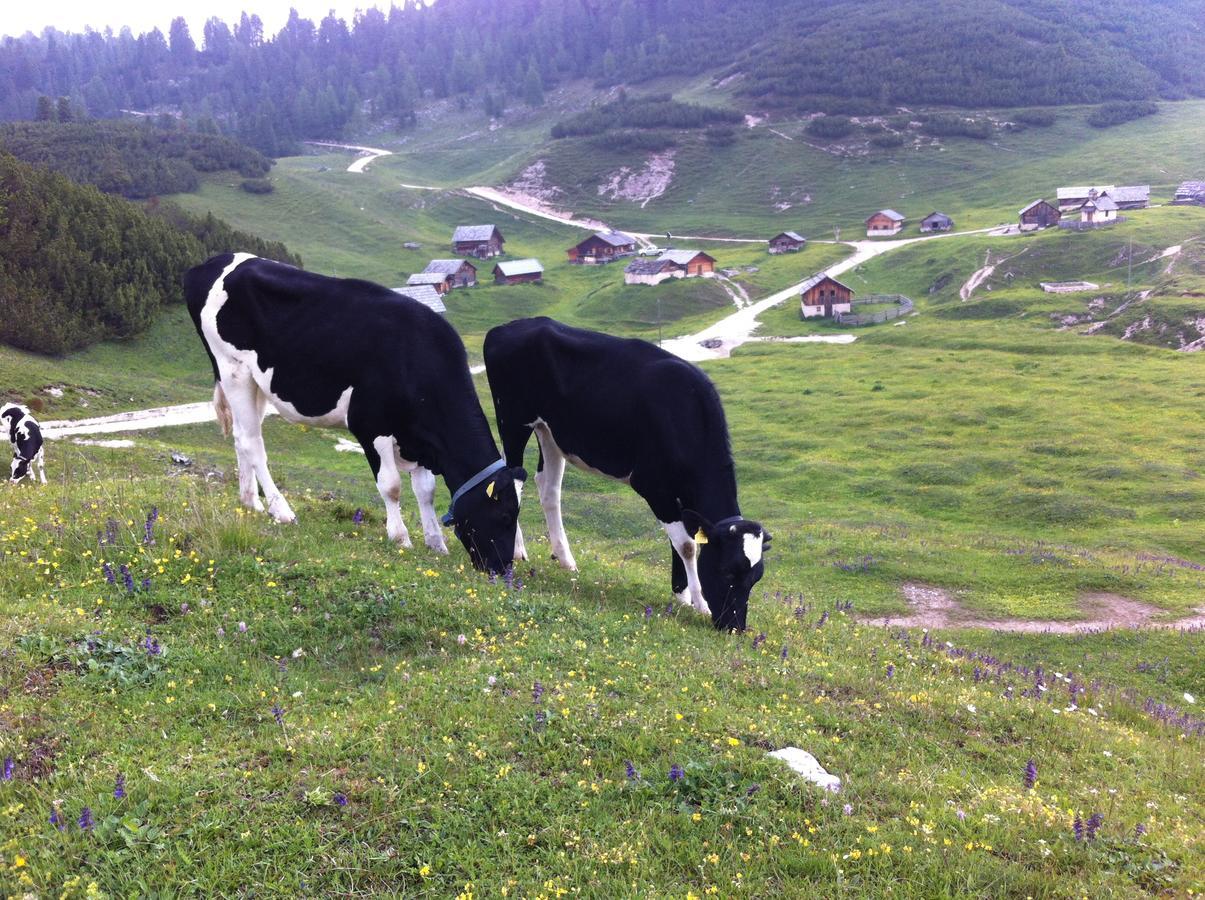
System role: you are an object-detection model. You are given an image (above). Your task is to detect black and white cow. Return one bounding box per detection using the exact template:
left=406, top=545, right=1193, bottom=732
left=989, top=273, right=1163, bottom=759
left=483, top=317, right=769, bottom=631
left=183, top=253, right=524, bottom=572
left=2, top=403, right=46, bottom=485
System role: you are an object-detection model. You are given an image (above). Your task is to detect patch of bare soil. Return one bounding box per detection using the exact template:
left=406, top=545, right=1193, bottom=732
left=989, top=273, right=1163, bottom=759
left=597, top=150, right=675, bottom=208
left=862, top=583, right=1205, bottom=633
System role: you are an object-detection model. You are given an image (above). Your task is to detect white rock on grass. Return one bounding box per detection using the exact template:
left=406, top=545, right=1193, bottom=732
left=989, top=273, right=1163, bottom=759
left=767, top=747, right=842, bottom=792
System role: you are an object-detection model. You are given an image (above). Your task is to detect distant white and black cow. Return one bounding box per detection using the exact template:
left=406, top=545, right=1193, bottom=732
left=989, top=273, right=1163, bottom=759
left=484, top=317, right=769, bottom=631
left=2, top=403, right=46, bottom=485
left=183, top=253, right=524, bottom=572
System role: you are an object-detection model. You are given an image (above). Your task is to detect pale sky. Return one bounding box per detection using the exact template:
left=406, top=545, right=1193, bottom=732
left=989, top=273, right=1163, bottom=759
left=0, top=0, right=402, bottom=40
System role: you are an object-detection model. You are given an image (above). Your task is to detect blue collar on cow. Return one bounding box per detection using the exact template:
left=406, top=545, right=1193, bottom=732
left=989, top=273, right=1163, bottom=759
left=442, top=459, right=509, bottom=526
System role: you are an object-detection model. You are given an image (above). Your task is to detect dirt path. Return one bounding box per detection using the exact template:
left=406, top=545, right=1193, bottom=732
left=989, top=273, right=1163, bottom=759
left=662, top=227, right=1000, bottom=362
left=959, top=247, right=1029, bottom=301
left=303, top=141, right=393, bottom=173
left=861, top=583, right=1205, bottom=633
left=40, top=402, right=245, bottom=439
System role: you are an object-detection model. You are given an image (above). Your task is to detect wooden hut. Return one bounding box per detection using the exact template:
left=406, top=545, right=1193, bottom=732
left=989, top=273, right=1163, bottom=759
left=865, top=210, right=905, bottom=236
left=567, top=231, right=638, bottom=264
left=799, top=273, right=853, bottom=319
left=452, top=225, right=505, bottom=258
left=423, top=259, right=477, bottom=288
left=768, top=231, right=806, bottom=254
left=1018, top=199, right=1061, bottom=230
left=920, top=212, right=953, bottom=233
left=493, top=258, right=544, bottom=285
left=658, top=249, right=716, bottom=277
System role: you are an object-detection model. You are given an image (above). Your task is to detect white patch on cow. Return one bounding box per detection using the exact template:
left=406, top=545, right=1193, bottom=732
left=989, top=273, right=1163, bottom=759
left=512, top=480, right=528, bottom=562
left=663, top=520, right=710, bottom=616
left=530, top=418, right=577, bottom=571
left=743, top=531, right=764, bottom=568
left=372, top=435, right=411, bottom=547
left=407, top=462, right=449, bottom=554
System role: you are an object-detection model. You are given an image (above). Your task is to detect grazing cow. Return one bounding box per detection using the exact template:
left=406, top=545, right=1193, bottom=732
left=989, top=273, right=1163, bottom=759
left=183, top=253, right=524, bottom=572
left=2, top=403, right=46, bottom=485
left=483, top=317, right=769, bottom=631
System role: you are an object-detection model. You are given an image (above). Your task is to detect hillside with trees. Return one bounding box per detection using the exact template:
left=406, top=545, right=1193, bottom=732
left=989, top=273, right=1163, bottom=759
left=0, top=0, right=1200, bottom=154
left=0, top=120, right=271, bottom=198
left=0, top=152, right=298, bottom=354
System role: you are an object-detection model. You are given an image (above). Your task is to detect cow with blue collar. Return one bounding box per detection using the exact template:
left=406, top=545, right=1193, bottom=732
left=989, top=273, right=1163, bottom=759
left=2, top=403, right=46, bottom=485
left=183, top=253, right=524, bottom=572
left=483, top=317, right=769, bottom=631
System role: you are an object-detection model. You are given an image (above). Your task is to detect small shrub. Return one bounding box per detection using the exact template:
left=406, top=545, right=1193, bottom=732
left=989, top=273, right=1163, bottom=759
left=870, top=132, right=906, bottom=148
left=921, top=114, right=992, bottom=139
left=704, top=125, right=737, bottom=147
left=805, top=115, right=855, bottom=139
left=240, top=177, right=274, bottom=194
left=1088, top=100, right=1158, bottom=128
left=1013, top=108, right=1057, bottom=127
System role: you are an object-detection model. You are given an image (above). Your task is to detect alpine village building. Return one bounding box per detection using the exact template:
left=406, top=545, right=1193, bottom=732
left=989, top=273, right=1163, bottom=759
left=1056, top=185, right=1150, bottom=211
left=865, top=209, right=905, bottom=236
left=567, top=231, right=638, bottom=264
left=422, top=259, right=477, bottom=288
left=452, top=225, right=505, bottom=258
left=1077, top=190, right=1118, bottom=225
left=768, top=231, right=806, bottom=254
left=799, top=273, right=854, bottom=319
left=624, top=250, right=717, bottom=286
left=493, top=258, right=544, bottom=285
left=919, top=212, right=953, bottom=233
left=1019, top=199, right=1061, bottom=230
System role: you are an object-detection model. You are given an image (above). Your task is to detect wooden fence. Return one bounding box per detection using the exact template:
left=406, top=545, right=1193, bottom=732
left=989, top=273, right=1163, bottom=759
left=835, top=294, right=914, bottom=326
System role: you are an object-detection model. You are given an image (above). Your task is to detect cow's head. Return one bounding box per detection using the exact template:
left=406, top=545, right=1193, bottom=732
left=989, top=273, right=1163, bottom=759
left=685, top=512, right=771, bottom=632
left=1, top=403, right=28, bottom=441
left=448, top=465, right=526, bottom=574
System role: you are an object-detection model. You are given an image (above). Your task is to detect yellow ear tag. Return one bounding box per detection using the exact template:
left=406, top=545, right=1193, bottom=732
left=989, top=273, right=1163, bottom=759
left=694, top=528, right=708, bottom=544
left=486, top=481, right=496, bottom=498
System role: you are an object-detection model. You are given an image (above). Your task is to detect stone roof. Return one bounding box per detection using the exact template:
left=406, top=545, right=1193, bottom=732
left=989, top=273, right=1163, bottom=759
left=1174, top=180, right=1205, bottom=200
left=658, top=249, right=714, bottom=266
left=392, top=285, right=446, bottom=314
left=869, top=209, right=905, bottom=222
left=453, top=225, right=500, bottom=243
left=625, top=258, right=673, bottom=275
left=799, top=272, right=852, bottom=295
left=406, top=272, right=449, bottom=286
left=423, top=259, right=473, bottom=275
left=494, top=258, right=544, bottom=277
left=772, top=231, right=806, bottom=243
left=1019, top=198, right=1053, bottom=215
left=1084, top=194, right=1118, bottom=212
left=1109, top=185, right=1149, bottom=203
left=587, top=231, right=637, bottom=248
left=921, top=211, right=952, bottom=223
left=1057, top=185, right=1115, bottom=200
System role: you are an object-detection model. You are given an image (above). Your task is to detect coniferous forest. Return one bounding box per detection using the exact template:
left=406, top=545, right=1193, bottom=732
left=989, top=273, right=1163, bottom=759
left=0, top=0, right=1201, bottom=154
left=0, top=152, right=298, bottom=354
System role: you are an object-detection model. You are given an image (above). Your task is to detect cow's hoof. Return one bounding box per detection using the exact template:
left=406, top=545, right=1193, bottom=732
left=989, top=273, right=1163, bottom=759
left=694, top=601, right=712, bottom=617
left=425, top=534, right=449, bottom=554
left=268, top=499, right=296, bottom=524
left=674, top=590, right=691, bottom=606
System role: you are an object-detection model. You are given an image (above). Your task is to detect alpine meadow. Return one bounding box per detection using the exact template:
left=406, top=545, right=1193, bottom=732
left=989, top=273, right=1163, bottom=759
left=0, top=0, right=1203, bottom=897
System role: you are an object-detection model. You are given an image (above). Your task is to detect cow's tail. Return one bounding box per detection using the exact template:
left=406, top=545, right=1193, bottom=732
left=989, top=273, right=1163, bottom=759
left=213, top=382, right=233, bottom=438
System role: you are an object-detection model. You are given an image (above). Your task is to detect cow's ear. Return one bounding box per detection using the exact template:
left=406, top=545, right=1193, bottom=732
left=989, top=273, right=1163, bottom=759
left=681, top=508, right=713, bottom=542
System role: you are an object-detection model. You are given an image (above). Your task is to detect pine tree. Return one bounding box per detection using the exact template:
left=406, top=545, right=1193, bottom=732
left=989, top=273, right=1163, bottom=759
left=523, top=57, right=544, bottom=107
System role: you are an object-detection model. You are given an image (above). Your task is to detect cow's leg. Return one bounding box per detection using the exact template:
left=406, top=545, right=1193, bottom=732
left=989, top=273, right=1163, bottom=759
left=224, top=378, right=293, bottom=523
left=409, top=464, right=448, bottom=554
left=662, top=521, right=710, bottom=616
left=671, top=543, right=689, bottom=606
left=366, top=435, right=411, bottom=547
left=34, top=449, right=46, bottom=484
left=512, top=479, right=528, bottom=561
left=532, top=424, right=576, bottom=571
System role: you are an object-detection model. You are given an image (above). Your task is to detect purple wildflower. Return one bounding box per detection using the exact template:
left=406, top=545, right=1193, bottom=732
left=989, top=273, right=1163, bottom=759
left=352, top=508, right=364, bottom=525
left=78, top=807, right=93, bottom=830
left=334, top=792, right=348, bottom=807
left=532, top=681, right=544, bottom=703
left=842, top=803, right=853, bottom=816
left=103, top=562, right=116, bottom=585
left=780, top=645, right=789, bottom=660
left=625, top=761, right=638, bottom=780
left=1086, top=813, right=1103, bottom=841
left=143, top=507, right=158, bottom=545
left=1134, top=823, right=1146, bottom=839
left=752, top=633, right=767, bottom=650
left=669, top=764, right=685, bottom=783
left=141, top=577, right=152, bottom=591
left=1024, top=759, right=1037, bottom=790
left=114, top=772, right=125, bottom=800
left=50, top=807, right=65, bottom=830
left=143, top=634, right=161, bottom=656
left=1073, top=813, right=1084, bottom=842
left=886, top=664, right=895, bottom=679
left=180, top=602, right=189, bottom=614
left=746, top=783, right=761, bottom=797
left=533, top=709, right=546, bottom=728
left=237, top=621, right=248, bottom=633
left=816, top=611, right=829, bottom=628
left=216, top=626, right=225, bottom=637
left=644, top=605, right=653, bottom=619
left=956, top=808, right=967, bottom=821
left=2, top=757, right=12, bottom=780
left=271, top=704, right=284, bottom=725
